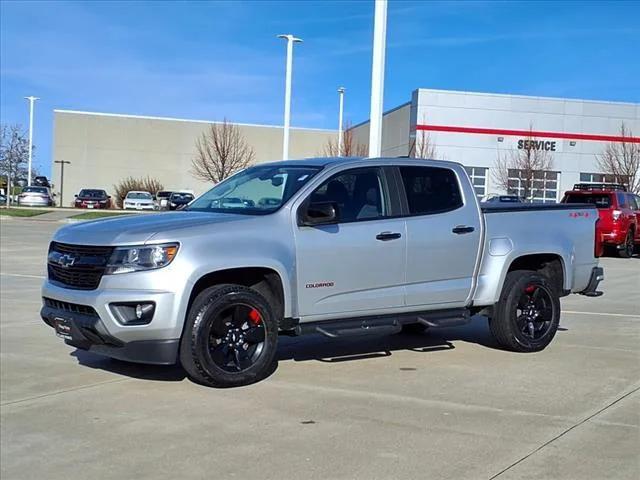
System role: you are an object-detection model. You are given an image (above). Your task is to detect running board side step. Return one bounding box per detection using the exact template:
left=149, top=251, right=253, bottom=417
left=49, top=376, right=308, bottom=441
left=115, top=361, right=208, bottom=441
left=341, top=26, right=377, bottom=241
left=295, top=308, right=471, bottom=339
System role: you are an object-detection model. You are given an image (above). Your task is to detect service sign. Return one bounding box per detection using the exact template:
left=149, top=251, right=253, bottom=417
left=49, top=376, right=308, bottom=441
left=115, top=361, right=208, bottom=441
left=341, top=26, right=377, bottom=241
left=517, top=139, right=557, bottom=151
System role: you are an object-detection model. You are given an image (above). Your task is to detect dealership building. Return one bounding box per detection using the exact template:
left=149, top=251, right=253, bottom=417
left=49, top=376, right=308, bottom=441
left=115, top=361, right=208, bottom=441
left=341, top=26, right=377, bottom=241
left=51, top=88, right=639, bottom=206
left=350, top=89, right=639, bottom=202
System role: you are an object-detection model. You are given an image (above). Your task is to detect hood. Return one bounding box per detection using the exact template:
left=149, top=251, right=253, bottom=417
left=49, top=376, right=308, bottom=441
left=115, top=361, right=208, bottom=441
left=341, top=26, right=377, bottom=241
left=54, top=211, right=252, bottom=245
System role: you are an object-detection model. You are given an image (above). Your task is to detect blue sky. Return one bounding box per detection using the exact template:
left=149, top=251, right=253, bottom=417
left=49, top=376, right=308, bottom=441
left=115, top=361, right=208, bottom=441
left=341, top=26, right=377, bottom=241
left=1, top=0, right=639, bottom=177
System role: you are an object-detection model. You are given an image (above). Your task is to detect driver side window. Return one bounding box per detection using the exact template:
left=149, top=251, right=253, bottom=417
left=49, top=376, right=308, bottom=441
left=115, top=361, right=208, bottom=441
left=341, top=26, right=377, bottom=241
left=310, top=168, right=387, bottom=223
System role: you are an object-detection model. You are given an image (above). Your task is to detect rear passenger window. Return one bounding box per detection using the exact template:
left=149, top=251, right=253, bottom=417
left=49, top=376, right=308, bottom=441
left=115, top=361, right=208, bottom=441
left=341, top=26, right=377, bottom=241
left=399, top=166, right=463, bottom=215
left=616, top=193, right=628, bottom=208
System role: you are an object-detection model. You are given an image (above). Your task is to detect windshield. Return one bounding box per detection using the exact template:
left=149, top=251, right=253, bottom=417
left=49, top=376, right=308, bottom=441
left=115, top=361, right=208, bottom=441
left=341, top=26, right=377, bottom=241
left=79, top=189, right=107, bottom=198
left=23, top=187, right=48, bottom=194
left=188, top=165, right=322, bottom=215
left=563, top=193, right=611, bottom=208
left=171, top=193, right=194, bottom=202
left=157, top=191, right=172, bottom=198
left=126, top=192, right=153, bottom=200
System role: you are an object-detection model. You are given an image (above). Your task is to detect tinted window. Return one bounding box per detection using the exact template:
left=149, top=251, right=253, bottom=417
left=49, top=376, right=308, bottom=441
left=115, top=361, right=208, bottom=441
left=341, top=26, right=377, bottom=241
left=563, top=193, right=611, bottom=208
left=79, top=189, right=107, bottom=198
left=310, top=167, right=386, bottom=222
left=126, top=192, right=153, bottom=200
left=633, top=195, right=640, bottom=211
left=399, top=166, right=463, bottom=215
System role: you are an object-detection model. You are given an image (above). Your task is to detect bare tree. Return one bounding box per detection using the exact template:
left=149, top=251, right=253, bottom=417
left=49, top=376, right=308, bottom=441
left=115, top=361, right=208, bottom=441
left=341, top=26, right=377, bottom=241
left=409, top=129, right=440, bottom=159
left=191, top=120, right=255, bottom=184
left=113, top=176, right=165, bottom=208
left=596, top=122, right=640, bottom=193
left=493, top=129, right=555, bottom=201
left=0, top=124, right=31, bottom=197
left=322, top=122, right=368, bottom=157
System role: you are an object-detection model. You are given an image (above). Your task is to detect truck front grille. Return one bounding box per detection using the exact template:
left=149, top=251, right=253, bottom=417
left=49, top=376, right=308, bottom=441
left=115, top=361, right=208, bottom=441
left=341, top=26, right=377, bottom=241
left=47, top=242, right=114, bottom=290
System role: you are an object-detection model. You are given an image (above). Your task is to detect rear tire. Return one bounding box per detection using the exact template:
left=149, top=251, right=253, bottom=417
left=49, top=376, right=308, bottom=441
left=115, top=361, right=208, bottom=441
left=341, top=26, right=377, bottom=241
left=180, top=284, right=278, bottom=388
left=618, top=229, right=635, bottom=258
left=489, top=270, right=560, bottom=352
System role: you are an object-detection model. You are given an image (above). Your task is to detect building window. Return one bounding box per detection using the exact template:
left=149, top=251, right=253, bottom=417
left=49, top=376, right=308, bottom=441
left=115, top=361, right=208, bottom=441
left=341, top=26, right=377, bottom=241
left=507, top=169, right=559, bottom=203
left=464, top=166, right=488, bottom=198
left=579, top=172, right=629, bottom=185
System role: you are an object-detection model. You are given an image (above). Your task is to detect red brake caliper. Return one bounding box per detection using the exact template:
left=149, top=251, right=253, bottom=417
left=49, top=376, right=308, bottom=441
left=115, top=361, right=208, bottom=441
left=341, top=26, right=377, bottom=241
left=248, top=308, right=262, bottom=325
left=524, top=284, right=536, bottom=294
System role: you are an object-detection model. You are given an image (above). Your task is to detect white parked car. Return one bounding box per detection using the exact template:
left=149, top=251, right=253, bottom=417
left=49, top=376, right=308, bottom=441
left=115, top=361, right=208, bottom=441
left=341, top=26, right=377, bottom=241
left=123, top=191, right=155, bottom=210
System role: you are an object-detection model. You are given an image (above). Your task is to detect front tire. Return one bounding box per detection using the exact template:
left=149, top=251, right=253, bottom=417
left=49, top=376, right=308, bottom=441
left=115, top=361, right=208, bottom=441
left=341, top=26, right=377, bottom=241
left=180, top=284, right=278, bottom=388
left=489, top=270, right=560, bottom=352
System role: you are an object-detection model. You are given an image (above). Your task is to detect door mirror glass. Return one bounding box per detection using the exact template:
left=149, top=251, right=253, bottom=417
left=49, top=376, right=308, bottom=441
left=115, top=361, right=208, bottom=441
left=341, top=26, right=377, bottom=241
left=301, top=201, right=338, bottom=226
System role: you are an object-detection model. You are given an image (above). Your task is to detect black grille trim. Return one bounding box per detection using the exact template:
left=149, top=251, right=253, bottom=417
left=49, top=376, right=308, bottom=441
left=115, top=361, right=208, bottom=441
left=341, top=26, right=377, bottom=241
left=43, top=297, right=98, bottom=316
left=48, top=242, right=114, bottom=290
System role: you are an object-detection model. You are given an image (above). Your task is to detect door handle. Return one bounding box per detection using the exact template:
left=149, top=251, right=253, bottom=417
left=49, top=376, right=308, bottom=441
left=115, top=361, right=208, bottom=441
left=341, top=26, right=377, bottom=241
left=376, top=232, right=402, bottom=241
left=452, top=225, right=475, bottom=234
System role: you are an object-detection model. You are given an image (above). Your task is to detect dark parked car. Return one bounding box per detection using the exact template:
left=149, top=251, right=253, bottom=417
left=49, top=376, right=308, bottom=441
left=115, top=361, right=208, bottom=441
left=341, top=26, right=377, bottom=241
left=74, top=189, right=112, bottom=209
left=33, top=176, right=51, bottom=188
left=168, top=192, right=194, bottom=210
left=482, top=194, right=525, bottom=203
left=155, top=191, right=173, bottom=210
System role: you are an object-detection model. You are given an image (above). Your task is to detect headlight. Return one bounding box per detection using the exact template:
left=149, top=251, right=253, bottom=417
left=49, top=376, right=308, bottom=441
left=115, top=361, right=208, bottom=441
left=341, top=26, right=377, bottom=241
left=105, top=243, right=179, bottom=274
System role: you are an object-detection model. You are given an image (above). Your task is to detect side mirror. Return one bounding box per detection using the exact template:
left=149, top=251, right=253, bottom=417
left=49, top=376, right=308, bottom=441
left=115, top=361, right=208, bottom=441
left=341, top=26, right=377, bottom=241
left=74, top=194, right=78, bottom=197
left=108, top=195, right=112, bottom=199
left=300, top=201, right=339, bottom=226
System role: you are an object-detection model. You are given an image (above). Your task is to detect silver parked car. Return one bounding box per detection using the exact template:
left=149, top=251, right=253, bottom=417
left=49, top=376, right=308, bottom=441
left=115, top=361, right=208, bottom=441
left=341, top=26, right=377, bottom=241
left=18, top=186, right=54, bottom=207
left=123, top=191, right=155, bottom=210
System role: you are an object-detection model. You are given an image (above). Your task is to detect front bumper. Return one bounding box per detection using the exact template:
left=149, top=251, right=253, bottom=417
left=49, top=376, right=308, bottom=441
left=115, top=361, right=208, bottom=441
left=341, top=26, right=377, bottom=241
left=124, top=204, right=155, bottom=210
left=41, top=272, right=188, bottom=364
left=579, top=266, right=604, bottom=297
left=40, top=304, right=179, bottom=364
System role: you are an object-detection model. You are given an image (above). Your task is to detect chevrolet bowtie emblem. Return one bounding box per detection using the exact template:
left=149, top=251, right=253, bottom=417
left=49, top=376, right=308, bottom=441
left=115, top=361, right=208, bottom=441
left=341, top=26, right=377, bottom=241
left=57, top=254, right=76, bottom=268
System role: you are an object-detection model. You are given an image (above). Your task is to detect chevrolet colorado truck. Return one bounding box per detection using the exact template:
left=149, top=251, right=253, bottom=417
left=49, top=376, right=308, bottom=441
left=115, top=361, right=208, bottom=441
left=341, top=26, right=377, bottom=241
left=42, top=157, right=604, bottom=388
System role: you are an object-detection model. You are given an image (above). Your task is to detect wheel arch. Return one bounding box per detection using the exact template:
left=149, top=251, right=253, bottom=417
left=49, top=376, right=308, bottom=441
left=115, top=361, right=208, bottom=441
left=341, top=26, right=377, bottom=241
left=506, top=253, right=566, bottom=296
left=184, top=266, right=288, bottom=331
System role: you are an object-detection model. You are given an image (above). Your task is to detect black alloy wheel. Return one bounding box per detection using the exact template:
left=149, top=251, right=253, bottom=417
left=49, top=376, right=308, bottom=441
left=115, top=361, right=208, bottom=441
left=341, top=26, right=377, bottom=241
left=489, top=270, right=560, bottom=352
left=205, top=303, right=266, bottom=372
left=514, top=283, right=555, bottom=341
left=619, top=230, right=635, bottom=258
left=180, top=284, right=278, bottom=388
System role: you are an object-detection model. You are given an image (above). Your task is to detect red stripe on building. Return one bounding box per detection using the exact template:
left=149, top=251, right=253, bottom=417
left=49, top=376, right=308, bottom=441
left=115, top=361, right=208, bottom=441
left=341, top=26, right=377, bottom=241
left=416, top=124, right=640, bottom=143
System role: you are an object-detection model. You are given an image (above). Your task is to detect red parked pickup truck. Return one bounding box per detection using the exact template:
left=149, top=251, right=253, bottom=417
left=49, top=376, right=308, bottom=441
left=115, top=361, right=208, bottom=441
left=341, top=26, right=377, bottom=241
left=561, top=183, right=640, bottom=258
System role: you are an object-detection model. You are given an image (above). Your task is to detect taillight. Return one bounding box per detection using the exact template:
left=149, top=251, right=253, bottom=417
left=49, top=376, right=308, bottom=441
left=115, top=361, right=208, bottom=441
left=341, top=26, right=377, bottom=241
left=612, top=209, right=622, bottom=221
left=594, top=218, right=603, bottom=257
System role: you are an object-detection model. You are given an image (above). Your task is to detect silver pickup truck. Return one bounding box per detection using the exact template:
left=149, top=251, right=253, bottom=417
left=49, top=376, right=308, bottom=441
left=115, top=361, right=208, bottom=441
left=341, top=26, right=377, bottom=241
left=42, top=157, right=604, bottom=387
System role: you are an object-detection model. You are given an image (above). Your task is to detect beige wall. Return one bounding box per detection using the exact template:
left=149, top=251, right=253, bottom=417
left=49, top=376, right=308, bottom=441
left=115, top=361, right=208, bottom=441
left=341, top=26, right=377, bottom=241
left=350, top=102, right=412, bottom=157
left=51, top=111, right=336, bottom=206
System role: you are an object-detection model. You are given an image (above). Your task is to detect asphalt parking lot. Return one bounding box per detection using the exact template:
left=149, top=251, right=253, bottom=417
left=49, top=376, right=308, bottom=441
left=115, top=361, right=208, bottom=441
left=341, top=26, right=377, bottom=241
left=1, top=218, right=638, bottom=480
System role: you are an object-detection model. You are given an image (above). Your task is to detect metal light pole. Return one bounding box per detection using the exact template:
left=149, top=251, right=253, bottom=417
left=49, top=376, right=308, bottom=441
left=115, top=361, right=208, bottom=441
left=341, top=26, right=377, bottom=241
left=277, top=34, right=303, bottom=160
left=54, top=160, right=71, bottom=207
left=368, top=0, right=387, bottom=158
left=337, top=87, right=345, bottom=156
left=24, top=96, right=39, bottom=185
